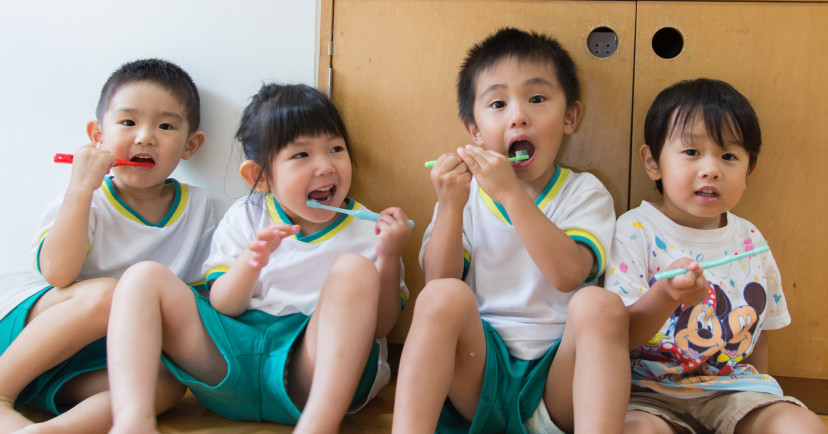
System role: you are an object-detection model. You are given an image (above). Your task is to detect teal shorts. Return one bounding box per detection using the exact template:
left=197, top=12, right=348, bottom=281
left=0, top=287, right=108, bottom=414
left=163, top=287, right=381, bottom=424
left=437, top=320, right=561, bottom=434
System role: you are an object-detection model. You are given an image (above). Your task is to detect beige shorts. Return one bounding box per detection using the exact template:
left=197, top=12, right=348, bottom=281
left=628, top=387, right=807, bottom=434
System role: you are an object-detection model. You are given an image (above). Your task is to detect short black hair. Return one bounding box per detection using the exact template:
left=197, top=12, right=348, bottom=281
left=96, top=58, right=200, bottom=133
left=236, top=83, right=351, bottom=188
left=644, top=78, right=761, bottom=193
left=457, top=27, right=580, bottom=125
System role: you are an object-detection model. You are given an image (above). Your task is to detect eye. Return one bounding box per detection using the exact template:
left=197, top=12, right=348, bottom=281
left=682, top=149, right=700, bottom=157
left=291, top=152, right=309, bottom=159
left=120, top=120, right=135, bottom=127
left=722, top=153, right=738, bottom=161
left=529, top=95, right=546, bottom=104
left=331, top=145, right=346, bottom=153
left=159, top=123, right=173, bottom=130
left=489, top=100, right=505, bottom=109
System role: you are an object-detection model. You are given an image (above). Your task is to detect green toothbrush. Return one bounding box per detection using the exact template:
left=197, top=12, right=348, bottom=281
left=424, top=149, right=529, bottom=168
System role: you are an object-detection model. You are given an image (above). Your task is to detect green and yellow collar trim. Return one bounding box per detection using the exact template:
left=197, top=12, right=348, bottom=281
left=479, top=165, right=569, bottom=225
left=265, top=193, right=358, bottom=244
left=102, top=176, right=187, bottom=227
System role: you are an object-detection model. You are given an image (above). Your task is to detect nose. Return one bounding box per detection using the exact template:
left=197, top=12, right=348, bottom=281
left=699, top=156, right=721, bottom=180
left=509, top=102, right=530, bottom=128
left=314, top=154, right=336, bottom=176
left=134, top=125, right=155, bottom=146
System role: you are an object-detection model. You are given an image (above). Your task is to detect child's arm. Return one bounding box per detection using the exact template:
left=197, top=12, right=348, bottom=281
left=422, top=153, right=472, bottom=282
left=457, top=145, right=593, bottom=291
left=208, top=223, right=300, bottom=317
left=38, top=144, right=115, bottom=287
left=743, top=333, right=768, bottom=373
left=626, top=258, right=708, bottom=349
left=373, top=207, right=412, bottom=337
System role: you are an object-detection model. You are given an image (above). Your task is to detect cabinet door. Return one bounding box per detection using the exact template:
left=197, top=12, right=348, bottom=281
left=632, top=1, right=828, bottom=380
left=330, top=0, right=636, bottom=341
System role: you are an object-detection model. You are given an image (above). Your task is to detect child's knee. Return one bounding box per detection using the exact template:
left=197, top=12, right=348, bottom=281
left=569, top=286, right=627, bottom=328
left=328, top=253, right=379, bottom=293
left=118, top=261, right=177, bottom=292
left=414, top=278, right=475, bottom=320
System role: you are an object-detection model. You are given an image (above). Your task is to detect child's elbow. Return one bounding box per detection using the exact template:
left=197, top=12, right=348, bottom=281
left=40, top=266, right=79, bottom=289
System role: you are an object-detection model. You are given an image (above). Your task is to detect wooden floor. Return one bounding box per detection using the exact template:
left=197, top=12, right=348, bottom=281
left=19, top=380, right=828, bottom=432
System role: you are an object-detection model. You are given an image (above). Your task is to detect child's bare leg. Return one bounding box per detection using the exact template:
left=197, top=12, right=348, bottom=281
left=622, top=410, right=679, bottom=434
left=392, top=278, right=486, bottom=434
left=0, top=278, right=115, bottom=433
left=545, top=286, right=629, bottom=433
left=16, top=366, right=184, bottom=434
left=289, top=254, right=380, bottom=433
left=736, top=401, right=826, bottom=434
left=107, top=262, right=226, bottom=434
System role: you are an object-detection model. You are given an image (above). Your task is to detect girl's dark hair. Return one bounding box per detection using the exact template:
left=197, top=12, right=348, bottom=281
left=96, top=58, right=200, bottom=133
left=236, top=83, right=351, bottom=188
left=457, top=27, right=580, bottom=125
left=644, top=78, right=761, bottom=193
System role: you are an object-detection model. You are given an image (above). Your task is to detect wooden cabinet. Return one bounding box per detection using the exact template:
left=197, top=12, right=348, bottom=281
left=322, top=0, right=828, bottom=384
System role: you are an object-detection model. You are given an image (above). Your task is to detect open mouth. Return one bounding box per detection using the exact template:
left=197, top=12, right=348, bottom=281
left=130, top=155, right=155, bottom=165
left=695, top=188, right=719, bottom=199
left=508, top=140, right=535, bottom=163
left=308, top=185, right=336, bottom=205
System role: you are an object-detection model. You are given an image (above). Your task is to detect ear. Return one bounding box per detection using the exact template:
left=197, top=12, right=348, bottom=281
left=639, top=144, right=662, bottom=182
left=464, top=120, right=485, bottom=145
left=563, top=101, right=582, bottom=135
left=180, top=130, right=205, bottom=160
left=239, top=160, right=269, bottom=192
left=86, top=120, right=103, bottom=146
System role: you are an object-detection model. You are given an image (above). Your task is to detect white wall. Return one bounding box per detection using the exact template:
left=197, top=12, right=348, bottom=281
left=0, top=0, right=320, bottom=273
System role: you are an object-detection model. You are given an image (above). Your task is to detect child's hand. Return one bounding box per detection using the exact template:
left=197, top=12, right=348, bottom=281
left=245, top=223, right=300, bottom=268
left=374, top=207, right=412, bottom=260
left=457, top=145, right=521, bottom=204
left=68, top=144, right=116, bottom=193
left=429, top=152, right=471, bottom=210
left=659, top=258, right=708, bottom=306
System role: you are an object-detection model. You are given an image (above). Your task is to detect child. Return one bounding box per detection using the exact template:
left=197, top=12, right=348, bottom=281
left=0, top=58, right=214, bottom=433
left=393, top=27, right=630, bottom=433
left=605, top=78, right=825, bottom=433
left=106, top=83, right=411, bottom=433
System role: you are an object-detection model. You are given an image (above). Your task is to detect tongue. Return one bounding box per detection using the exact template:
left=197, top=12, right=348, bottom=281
left=308, top=190, right=332, bottom=202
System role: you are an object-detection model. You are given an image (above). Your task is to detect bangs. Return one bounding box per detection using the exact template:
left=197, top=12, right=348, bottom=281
left=670, top=105, right=744, bottom=148
left=258, top=88, right=350, bottom=154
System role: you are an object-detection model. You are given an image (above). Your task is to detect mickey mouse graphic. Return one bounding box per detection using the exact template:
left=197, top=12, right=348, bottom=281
left=668, top=282, right=767, bottom=373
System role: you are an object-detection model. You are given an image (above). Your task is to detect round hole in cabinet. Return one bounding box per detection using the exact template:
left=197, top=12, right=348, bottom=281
left=652, top=27, right=683, bottom=59
left=587, top=27, right=618, bottom=58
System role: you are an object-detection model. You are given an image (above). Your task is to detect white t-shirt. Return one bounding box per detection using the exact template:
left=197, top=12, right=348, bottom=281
left=606, top=201, right=789, bottom=398
left=0, top=177, right=215, bottom=319
left=421, top=166, right=615, bottom=360
left=203, top=193, right=409, bottom=317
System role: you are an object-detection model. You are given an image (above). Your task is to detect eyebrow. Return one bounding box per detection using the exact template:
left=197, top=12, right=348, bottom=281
left=112, top=108, right=185, bottom=122
left=479, top=77, right=555, bottom=99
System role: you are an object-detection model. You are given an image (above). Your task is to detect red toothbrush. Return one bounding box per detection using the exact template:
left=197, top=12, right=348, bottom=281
left=53, top=153, right=155, bottom=167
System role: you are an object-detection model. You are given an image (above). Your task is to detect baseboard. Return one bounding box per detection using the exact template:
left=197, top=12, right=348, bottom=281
left=776, top=376, right=828, bottom=414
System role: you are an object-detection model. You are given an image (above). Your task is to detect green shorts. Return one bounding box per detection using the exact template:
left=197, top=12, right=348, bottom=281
left=0, top=286, right=108, bottom=414
left=628, top=386, right=807, bottom=434
left=437, top=320, right=561, bottom=434
left=163, top=287, right=382, bottom=424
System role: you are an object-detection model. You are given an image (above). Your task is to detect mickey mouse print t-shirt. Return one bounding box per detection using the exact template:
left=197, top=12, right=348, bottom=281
left=605, top=201, right=790, bottom=398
